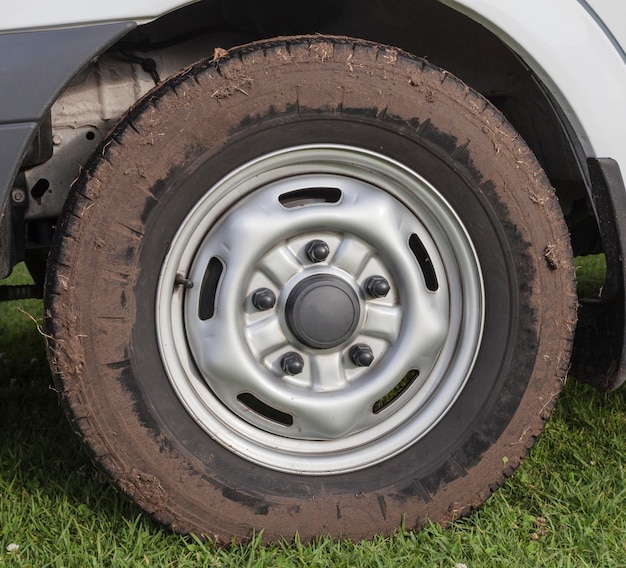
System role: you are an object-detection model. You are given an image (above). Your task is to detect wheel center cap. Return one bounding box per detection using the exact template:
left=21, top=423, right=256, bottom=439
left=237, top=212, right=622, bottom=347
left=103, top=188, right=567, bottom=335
left=286, top=274, right=360, bottom=349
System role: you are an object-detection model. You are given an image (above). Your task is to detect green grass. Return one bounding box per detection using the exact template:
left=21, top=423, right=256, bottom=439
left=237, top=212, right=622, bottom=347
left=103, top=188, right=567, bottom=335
left=575, top=254, right=606, bottom=299
left=1, top=259, right=625, bottom=567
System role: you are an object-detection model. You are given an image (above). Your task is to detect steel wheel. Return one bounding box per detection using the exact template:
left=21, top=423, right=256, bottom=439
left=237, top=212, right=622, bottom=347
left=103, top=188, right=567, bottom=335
left=158, top=145, right=484, bottom=474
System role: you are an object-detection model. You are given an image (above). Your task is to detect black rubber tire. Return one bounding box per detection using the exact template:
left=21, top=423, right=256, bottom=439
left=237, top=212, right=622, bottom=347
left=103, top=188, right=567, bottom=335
left=45, top=36, right=577, bottom=543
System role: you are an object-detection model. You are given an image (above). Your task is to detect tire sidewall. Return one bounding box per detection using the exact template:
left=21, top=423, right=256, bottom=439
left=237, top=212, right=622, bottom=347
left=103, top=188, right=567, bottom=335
left=47, top=37, right=571, bottom=539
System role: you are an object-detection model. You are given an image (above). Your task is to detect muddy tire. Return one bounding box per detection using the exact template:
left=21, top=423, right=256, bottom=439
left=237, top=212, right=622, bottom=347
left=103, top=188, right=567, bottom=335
left=45, top=36, right=576, bottom=543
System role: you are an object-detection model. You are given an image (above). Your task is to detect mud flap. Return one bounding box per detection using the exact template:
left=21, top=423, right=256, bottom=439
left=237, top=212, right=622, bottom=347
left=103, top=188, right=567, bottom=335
left=572, top=158, right=626, bottom=390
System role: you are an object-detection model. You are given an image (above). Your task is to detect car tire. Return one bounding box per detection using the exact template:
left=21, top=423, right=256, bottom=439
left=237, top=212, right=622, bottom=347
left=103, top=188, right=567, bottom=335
left=45, top=36, right=577, bottom=543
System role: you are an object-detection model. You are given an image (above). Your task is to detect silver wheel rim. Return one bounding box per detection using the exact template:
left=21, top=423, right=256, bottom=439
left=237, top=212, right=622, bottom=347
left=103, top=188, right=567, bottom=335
left=157, top=145, right=484, bottom=475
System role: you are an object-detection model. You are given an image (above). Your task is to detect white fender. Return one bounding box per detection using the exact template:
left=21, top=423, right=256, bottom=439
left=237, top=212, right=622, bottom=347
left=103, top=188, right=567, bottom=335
left=0, top=1, right=198, bottom=31
left=441, top=0, right=626, bottom=171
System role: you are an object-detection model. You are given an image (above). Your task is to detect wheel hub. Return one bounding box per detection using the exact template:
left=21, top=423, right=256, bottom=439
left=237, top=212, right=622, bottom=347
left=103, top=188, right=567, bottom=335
left=285, top=274, right=360, bottom=349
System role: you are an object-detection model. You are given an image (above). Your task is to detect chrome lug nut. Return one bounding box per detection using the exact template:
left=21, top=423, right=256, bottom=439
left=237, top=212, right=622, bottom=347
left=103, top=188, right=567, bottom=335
left=306, top=239, right=330, bottom=262
left=349, top=344, right=374, bottom=367
left=281, top=352, right=304, bottom=375
left=365, top=275, right=390, bottom=298
left=252, top=287, right=276, bottom=310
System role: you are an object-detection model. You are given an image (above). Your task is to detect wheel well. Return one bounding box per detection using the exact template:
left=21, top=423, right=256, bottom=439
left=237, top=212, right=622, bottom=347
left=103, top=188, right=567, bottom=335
left=18, top=0, right=596, bottom=261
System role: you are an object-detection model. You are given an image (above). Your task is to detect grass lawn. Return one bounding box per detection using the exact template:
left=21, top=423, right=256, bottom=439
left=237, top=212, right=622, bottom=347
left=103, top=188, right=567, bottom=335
left=1, top=259, right=625, bottom=567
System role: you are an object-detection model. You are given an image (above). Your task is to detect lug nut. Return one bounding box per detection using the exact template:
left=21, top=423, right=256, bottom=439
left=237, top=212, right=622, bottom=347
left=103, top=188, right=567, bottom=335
left=252, top=287, right=276, bottom=310
left=306, top=240, right=330, bottom=263
left=281, top=352, right=304, bottom=375
left=349, top=344, right=374, bottom=367
left=365, top=275, right=390, bottom=298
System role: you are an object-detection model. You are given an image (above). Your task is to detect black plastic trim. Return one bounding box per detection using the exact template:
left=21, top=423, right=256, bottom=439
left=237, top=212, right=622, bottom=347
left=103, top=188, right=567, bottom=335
left=0, top=123, right=37, bottom=278
left=571, top=158, right=626, bottom=391
left=0, top=22, right=136, bottom=278
left=0, top=23, right=135, bottom=124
